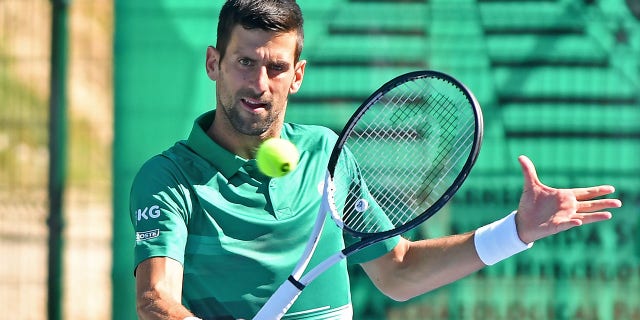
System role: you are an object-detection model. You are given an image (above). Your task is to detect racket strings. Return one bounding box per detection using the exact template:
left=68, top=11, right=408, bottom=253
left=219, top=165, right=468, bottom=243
left=336, top=76, right=476, bottom=234
left=381, top=90, right=468, bottom=227
left=413, top=93, right=475, bottom=205
left=342, top=97, right=432, bottom=231
left=347, top=99, right=432, bottom=230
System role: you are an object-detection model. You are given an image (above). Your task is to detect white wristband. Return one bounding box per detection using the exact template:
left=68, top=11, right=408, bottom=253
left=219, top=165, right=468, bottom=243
left=183, top=317, right=202, bottom=320
left=474, top=211, right=533, bottom=265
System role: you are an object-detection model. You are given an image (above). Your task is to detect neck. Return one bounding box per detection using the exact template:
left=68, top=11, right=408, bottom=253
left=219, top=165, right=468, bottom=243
left=206, top=110, right=282, bottom=159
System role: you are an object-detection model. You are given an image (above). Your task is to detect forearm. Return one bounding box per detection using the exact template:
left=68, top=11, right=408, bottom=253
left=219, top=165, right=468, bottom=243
left=135, top=257, right=199, bottom=320
left=137, top=288, right=196, bottom=320
left=400, top=232, right=484, bottom=295
left=363, top=212, right=532, bottom=301
left=363, top=232, right=484, bottom=301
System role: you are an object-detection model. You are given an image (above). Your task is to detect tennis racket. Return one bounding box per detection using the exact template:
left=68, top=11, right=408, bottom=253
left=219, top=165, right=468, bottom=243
left=253, top=70, right=484, bottom=320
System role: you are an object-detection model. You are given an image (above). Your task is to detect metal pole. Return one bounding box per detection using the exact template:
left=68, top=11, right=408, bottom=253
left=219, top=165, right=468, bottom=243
left=48, top=0, right=69, bottom=319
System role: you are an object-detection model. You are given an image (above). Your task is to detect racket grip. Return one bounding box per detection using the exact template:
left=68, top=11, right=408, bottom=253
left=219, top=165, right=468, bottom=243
left=252, top=277, right=303, bottom=320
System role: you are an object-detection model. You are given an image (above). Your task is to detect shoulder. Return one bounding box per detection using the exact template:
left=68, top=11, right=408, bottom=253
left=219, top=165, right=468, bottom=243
left=283, top=123, right=338, bottom=150
left=134, top=144, right=182, bottom=179
left=131, top=141, right=193, bottom=194
left=130, top=143, right=197, bottom=222
left=284, top=122, right=337, bottom=136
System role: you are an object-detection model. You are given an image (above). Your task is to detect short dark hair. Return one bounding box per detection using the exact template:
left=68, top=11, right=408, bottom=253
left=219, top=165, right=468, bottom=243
left=216, top=0, right=304, bottom=62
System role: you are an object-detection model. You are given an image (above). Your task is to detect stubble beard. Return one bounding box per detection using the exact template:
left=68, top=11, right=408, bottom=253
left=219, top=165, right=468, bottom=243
left=220, top=98, right=280, bottom=137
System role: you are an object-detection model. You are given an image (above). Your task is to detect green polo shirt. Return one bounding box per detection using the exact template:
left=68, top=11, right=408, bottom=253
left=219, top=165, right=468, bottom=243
left=130, top=111, right=400, bottom=319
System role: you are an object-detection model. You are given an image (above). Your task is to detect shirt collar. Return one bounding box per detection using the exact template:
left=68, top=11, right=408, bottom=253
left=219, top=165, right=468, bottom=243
left=186, top=110, right=247, bottom=178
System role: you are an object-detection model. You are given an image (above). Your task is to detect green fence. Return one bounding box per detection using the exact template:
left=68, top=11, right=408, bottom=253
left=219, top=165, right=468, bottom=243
left=113, top=0, right=640, bottom=319
left=1, top=0, right=113, bottom=319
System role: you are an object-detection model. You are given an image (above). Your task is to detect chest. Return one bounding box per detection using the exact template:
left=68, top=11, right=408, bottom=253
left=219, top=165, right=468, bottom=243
left=186, top=147, right=332, bottom=249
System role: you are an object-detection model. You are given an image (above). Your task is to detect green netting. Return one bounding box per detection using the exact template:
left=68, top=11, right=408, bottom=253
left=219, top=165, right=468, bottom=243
left=309, top=35, right=429, bottom=65
left=329, top=2, right=429, bottom=32
left=493, top=67, right=638, bottom=101
left=479, top=2, right=585, bottom=33
left=487, top=35, right=609, bottom=65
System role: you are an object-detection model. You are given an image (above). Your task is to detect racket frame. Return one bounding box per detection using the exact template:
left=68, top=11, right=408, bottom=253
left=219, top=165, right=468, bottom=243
left=329, top=70, right=483, bottom=253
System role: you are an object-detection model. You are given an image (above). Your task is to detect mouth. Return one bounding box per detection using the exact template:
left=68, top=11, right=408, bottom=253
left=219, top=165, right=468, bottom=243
left=241, top=98, right=269, bottom=112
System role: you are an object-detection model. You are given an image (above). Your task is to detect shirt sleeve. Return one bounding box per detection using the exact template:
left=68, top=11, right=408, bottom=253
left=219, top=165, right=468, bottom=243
left=335, top=147, right=402, bottom=264
left=344, top=234, right=400, bottom=265
left=129, top=155, right=192, bottom=271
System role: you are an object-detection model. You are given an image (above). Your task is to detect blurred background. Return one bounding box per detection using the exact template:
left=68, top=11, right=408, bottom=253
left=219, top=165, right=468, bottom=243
left=1, top=0, right=639, bottom=319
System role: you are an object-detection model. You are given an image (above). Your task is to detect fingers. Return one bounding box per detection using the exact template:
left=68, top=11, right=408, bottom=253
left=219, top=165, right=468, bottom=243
left=518, top=155, right=622, bottom=206
left=554, top=211, right=613, bottom=230
left=518, top=155, right=541, bottom=187
left=576, top=199, right=623, bottom=212
left=572, top=185, right=617, bottom=201
left=570, top=212, right=613, bottom=225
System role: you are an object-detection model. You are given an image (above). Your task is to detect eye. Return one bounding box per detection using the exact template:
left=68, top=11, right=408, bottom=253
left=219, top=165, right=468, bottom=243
left=269, top=63, right=288, bottom=73
left=238, top=58, right=253, bottom=67
left=270, top=64, right=284, bottom=72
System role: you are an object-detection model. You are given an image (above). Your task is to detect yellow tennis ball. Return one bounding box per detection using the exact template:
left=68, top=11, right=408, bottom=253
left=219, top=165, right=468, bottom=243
left=255, top=138, right=299, bottom=178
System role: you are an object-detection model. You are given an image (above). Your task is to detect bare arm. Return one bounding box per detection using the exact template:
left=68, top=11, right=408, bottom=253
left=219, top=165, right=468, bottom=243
left=362, top=155, right=622, bottom=301
left=361, top=233, right=484, bottom=302
left=136, top=257, right=197, bottom=320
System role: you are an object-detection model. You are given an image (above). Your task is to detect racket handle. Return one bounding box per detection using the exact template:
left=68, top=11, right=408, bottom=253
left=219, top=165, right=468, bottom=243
left=252, top=277, right=303, bottom=320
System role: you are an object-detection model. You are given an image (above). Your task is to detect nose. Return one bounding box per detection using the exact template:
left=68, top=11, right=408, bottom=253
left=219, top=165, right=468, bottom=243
left=248, top=66, right=269, bottom=94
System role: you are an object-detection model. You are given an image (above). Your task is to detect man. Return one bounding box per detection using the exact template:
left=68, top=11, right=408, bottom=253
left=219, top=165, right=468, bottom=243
left=130, top=1, right=622, bottom=319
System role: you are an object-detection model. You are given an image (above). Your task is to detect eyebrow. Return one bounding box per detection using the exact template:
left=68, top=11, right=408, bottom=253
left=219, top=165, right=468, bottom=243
left=269, top=60, right=291, bottom=68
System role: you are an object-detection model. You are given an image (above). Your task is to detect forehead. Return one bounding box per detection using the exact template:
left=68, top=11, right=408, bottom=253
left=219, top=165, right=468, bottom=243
left=226, top=25, right=298, bottom=61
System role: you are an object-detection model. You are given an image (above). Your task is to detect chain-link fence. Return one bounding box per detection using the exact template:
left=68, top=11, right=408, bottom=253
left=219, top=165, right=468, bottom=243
left=0, top=0, right=112, bottom=319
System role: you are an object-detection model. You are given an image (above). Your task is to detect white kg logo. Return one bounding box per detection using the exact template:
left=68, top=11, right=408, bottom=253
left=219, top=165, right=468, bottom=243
left=137, top=205, right=161, bottom=221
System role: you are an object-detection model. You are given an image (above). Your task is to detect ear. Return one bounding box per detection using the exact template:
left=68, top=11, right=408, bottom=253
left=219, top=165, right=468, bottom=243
left=289, top=59, right=306, bottom=94
left=205, top=46, right=220, bottom=81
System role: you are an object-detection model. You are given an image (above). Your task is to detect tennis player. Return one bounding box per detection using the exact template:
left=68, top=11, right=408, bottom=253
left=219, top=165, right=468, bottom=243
left=129, top=1, right=622, bottom=319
